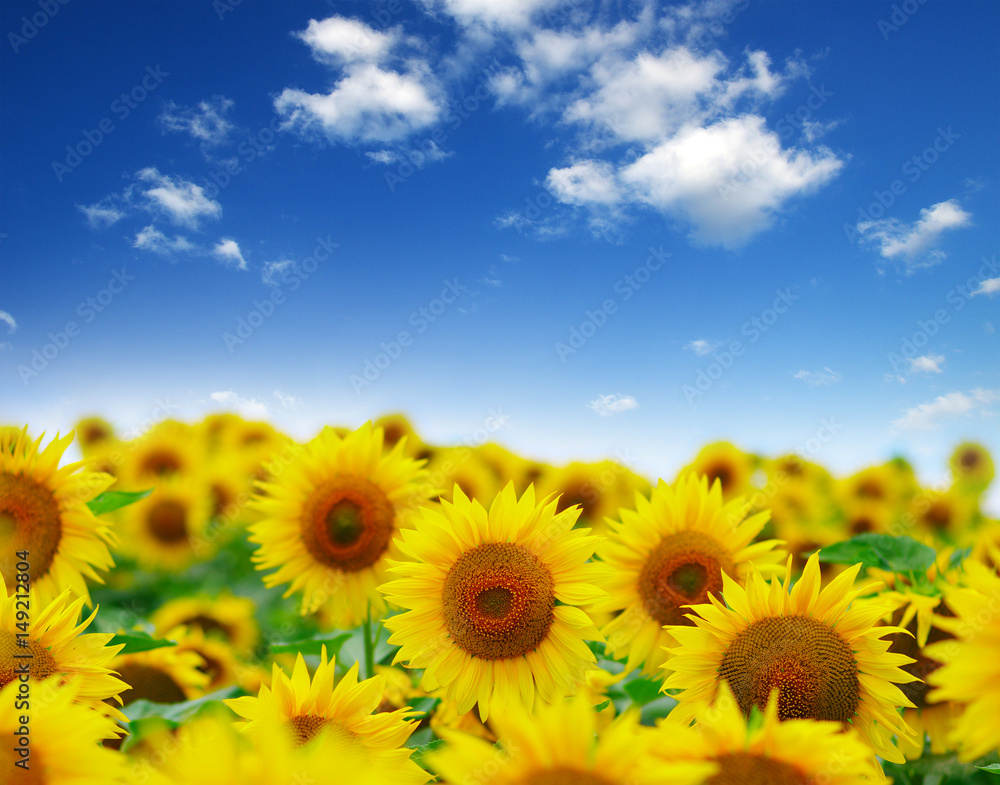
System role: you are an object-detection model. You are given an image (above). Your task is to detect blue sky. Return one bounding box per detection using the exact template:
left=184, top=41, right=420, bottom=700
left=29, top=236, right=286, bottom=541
left=1, top=0, right=998, bottom=507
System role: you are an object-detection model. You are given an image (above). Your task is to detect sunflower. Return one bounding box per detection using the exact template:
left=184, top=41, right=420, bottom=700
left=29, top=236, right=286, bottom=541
left=426, top=446, right=502, bottom=505
left=0, top=677, right=126, bottom=784
left=165, top=625, right=243, bottom=695
left=906, top=488, right=979, bottom=544
left=110, top=641, right=209, bottom=706
left=536, top=459, right=651, bottom=537
left=837, top=498, right=894, bottom=538
left=117, top=476, right=215, bottom=571
left=75, top=416, right=116, bottom=451
left=373, top=413, right=422, bottom=455
left=224, top=646, right=427, bottom=783
left=248, top=423, right=432, bottom=626
left=151, top=593, right=259, bottom=655
left=595, top=474, right=783, bottom=675
left=117, top=420, right=203, bottom=490
left=949, top=441, right=994, bottom=495
left=925, top=561, right=1000, bottom=761
left=653, top=681, right=884, bottom=785
left=678, top=442, right=758, bottom=500
left=662, top=552, right=919, bottom=764
left=0, top=428, right=117, bottom=606
left=429, top=693, right=707, bottom=785
left=836, top=464, right=908, bottom=510
left=381, top=483, right=607, bottom=720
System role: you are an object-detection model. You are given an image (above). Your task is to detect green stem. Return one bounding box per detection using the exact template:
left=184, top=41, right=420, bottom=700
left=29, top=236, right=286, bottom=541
left=363, top=605, right=376, bottom=680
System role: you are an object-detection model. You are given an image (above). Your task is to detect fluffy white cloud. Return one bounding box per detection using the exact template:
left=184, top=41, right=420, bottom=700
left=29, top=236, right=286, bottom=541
left=261, top=259, right=296, bottom=286
left=685, top=339, right=720, bottom=355
left=908, top=354, right=945, bottom=374
left=857, top=199, right=971, bottom=268
left=588, top=393, right=639, bottom=416
left=418, top=0, right=563, bottom=30
left=212, top=238, right=247, bottom=270
left=972, top=277, right=1000, bottom=296
left=0, top=310, right=16, bottom=333
left=132, top=225, right=196, bottom=255
left=793, top=367, right=841, bottom=386
left=892, top=388, right=1000, bottom=430
left=618, top=116, right=842, bottom=248
left=298, top=16, right=396, bottom=65
left=136, top=167, right=222, bottom=229
left=545, top=160, right=623, bottom=206
left=78, top=199, right=125, bottom=230
left=210, top=390, right=269, bottom=417
left=159, top=96, right=235, bottom=146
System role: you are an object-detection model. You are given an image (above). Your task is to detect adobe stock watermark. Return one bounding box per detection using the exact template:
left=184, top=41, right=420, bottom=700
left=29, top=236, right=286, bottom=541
left=222, top=235, right=339, bottom=353
left=887, top=253, right=999, bottom=373
left=7, top=0, right=70, bottom=54
left=877, top=0, right=929, bottom=41
left=16, top=267, right=135, bottom=385
left=682, top=286, right=800, bottom=405
left=350, top=278, right=468, bottom=393
left=843, top=126, right=959, bottom=242
left=555, top=246, right=670, bottom=362
left=51, top=65, right=169, bottom=182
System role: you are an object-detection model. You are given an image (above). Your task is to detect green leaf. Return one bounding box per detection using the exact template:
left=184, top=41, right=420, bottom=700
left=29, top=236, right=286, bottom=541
left=270, top=633, right=352, bottom=657
left=949, top=546, right=972, bottom=571
left=593, top=699, right=611, bottom=712
left=120, top=686, right=242, bottom=752
left=978, top=764, right=1000, bottom=776
left=410, top=737, right=446, bottom=763
left=109, top=633, right=177, bottom=654
left=87, top=488, right=153, bottom=516
left=623, top=676, right=664, bottom=707
left=817, top=534, right=936, bottom=573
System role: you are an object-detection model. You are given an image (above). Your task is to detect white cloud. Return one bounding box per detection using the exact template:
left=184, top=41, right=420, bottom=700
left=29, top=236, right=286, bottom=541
left=972, top=277, right=1000, bottom=296
left=136, top=167, right=222, bottom=229
left=297, top=16, right=396, bottom=65
left=159, top=96, right=235, bottom=146
left=545, top=160, right=623, bottom=206
left=261, top=259, right=296, bottom=286
left=418, top=0, right=564, bottom=30
left=908, top=354, right=945, bottom=374
left=0, top=310, right=17, bottom=333
left=273, top=390, right=302, bottom=410
left=78, top=199, right=125, bottom=230
left=366, top=149, right=400, bottom=164
left=132, top=225, right=197, bottom=255
left=209, top=390, right=269, bottom=417
left=588, top=393, right=639, bottom=416
left=857, top=199, right=971, bottom=269
left=212, top=238, right=247, bottom=270
left=685, top=339, right=720, bottom=356
left=793, top=367, right=842, bottom=386
left=892, top=388, right=1000, bottom=430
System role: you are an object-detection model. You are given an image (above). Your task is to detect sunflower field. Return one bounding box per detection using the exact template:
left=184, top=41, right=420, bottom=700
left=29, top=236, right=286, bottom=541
left=2, top=416, right=999, bottom=784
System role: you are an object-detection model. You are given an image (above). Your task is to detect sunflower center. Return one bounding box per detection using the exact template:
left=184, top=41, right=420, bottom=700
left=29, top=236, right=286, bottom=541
left=183, top=615, right=232, bottom=640
left=707, top=753, right=808, bottom=785
left=887, top=608, right=954, bottom=710
left=924, top=501, right=951, bottom=530
left=115, top=663, right=188, bottom=705
left=0, top=472, right=63, bottom=584
left=0, top=631, right=60, bottom=689
left=639, top=531, right=733, bottom=626
left=442, top=542, right=555, bottom=660
left=140, top=450, right=182, bottom=477
left=557, top=486, right=596, bottom=524
left=519, top=768, right=614, bottom=785
left=850, top=516, right=875, bottom=534
left=287, top=715, right=358, bottom=748
left=147, top=500, right=189, bottom=544
left=301, top=477, right=395, bottom=572
left=82, top=423, right=111, bottom=444
left=959, top=448, right=981, bottom=470
left=706, top=463, right=734, bottom=493
left=718, top=615, right=859, bottom=722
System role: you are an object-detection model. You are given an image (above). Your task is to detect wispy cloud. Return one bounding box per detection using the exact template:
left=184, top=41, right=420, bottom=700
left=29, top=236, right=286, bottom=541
left=908, top=354, right=945, bottom=374
left=972, top=277, right=1000, bottom=297
left=212, top=238, right=247, bottom=270
left=137, top=167, right=222, bottom=229
left=588, top=393, right=639, bottom=416
left=132, top=225, right=197, bottom=255
left=793, top=367, right=841, bottom=386
left=685, top=339, right=720, bottom=356
left=0, top=310, right=17, bottom=333
left=892, top=388, right=1000, bottom=430
left=159, top=96, right=235, bottom=147
left=78, top=198, right=125, bottom=230
left=261, top=259, right=296, bottom=286
left=857, top=199, right=971, bottom=269
left=273, top=390, right=302, bottom=409
left=209, top=390, right=269, bottom=417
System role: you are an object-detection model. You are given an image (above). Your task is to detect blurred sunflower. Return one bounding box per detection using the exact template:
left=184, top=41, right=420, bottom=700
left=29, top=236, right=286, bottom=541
left=248, top=423, right=432, bottom=626
left=925, top=561, right=1000, bottom=761
left=117, top=477, right=215, bottom=571
left=167, top=625, right=243, bottom=695
left=0, top=678, right=126, bottom=784
left=111, top=641, right=209, bottom=706
left=427, top=446, right=502, bottom=505
left=536, top=460, right=649, bottom=537
left=117, top=420, right=203, bottom=490
left=428, top=694, right=705, bottom=785
left=595, top=474, right=783, bottom=675
left=677, top=442, right=758, bottom=500
left=382, top=483, right=606, bottom=720
left=0, top=574, right=128, bottom=728
left=373, top=413, right=421, bottom=455
left=0, top=428, right=117, bottom=605
left=74, top=416, right=116, bottom=451
left=151, top=593, right=258, bottom=655
left=949, top=441, right=994, bottom=495
left=224, top=646, right=427, bottom=783
left=663, top=552, right=919, bottom=763
left=906, top=488, right=979, bottom=544
left=837, top=498, right=894, bottom=538
left=654, top=681, right=883, bottom=784
left=836, top=464, right=906, bottom=510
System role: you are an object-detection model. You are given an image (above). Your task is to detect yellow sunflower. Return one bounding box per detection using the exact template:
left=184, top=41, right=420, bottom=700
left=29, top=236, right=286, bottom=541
left=429, top=693, right=708, bottom=785
left=110, top=641, right=209, bottom=707
left=74, top=416, right=116, bottom=451
left=0, top=677, right=126, bottom=784
left=677, top=442, right=758, bottom=500
left=426, top=446, right=502, bottom=505
left=654, top=681, right=884, bottom=784
left=925, top=561, right=1000, bottom=761
left=381, top=483, right=607, bottom=720
left=117, top=420, right=204, bottom=490
left=165, top=625, right=243, bottom=695
left=0, top=575, right=128, bottom=728
left=906, top=488, right=979, bottom=544
left=151, top=593, right=258, bottom=655
left=595, top=474, right=784, bottom=675
left=536, top=459, right=651, bottom=537
left=0, top=428, right=117, bottom=606
left=662, top=552, right=919, bottom=764
left=949, top=441, right=994, bottom=495
left=224, top=645, right=427, bottom=783
left=248, top=423, right=432, bottom=626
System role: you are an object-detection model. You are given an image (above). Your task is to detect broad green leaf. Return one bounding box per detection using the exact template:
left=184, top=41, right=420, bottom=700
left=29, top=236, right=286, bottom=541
left=109, top=633, right=177, bottom=654
left=979, top=763, right=1000, bottom=776
left=623, top=676, right=664, bottom=707
left=270, top=633, right=352, bottom=657
left=87, top=488, right=153, bottom=516
left=124, top=686, right=242, bottom=724
left=818, top=534, right=936, bottom=573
